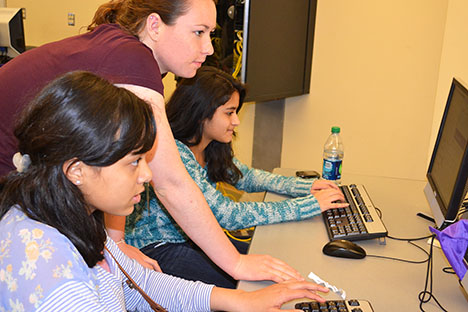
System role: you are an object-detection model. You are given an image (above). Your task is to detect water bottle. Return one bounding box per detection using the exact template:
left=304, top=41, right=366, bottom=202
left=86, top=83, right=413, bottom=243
left=322, top=126, right=344, bottom=184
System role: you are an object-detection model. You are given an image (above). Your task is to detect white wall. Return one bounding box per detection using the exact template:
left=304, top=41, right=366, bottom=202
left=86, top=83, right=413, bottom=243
left=9, top=0, right=467, bottom=181
left=8, top=0, right=103, bottom=46
left=231, top=101, right=255, bottom=166
left=431, top=0, right=468, bottom=158
left=281, top=0, right=448, bottom=180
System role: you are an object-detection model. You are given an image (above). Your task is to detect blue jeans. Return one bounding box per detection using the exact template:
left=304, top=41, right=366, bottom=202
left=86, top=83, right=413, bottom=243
left=141, top=237, right=250, bottom=289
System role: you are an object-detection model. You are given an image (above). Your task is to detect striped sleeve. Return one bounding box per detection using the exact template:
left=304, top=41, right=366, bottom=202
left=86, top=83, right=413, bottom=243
left=106, top=238, right=214, bottom=312
left=36, top=280, right=122, bottom=312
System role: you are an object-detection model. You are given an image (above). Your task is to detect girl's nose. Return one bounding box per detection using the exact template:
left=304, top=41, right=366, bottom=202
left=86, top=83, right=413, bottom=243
left=232, top=113, right=240, bottom=126
left=138, top=158, right=152, bottom=184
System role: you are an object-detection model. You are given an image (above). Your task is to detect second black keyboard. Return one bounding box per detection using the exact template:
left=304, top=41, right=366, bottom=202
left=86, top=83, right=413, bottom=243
left=322, top=184, right=387, bottom=241
left=295, top=299, right=374, bottom=312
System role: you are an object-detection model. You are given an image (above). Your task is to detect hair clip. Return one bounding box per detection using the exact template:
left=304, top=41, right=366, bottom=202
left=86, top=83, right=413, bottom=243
left=12, top=152, right=31, bottom=173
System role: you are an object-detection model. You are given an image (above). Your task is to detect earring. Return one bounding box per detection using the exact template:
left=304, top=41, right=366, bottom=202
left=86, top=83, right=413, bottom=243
left=76, top=180, right=81, bottom=185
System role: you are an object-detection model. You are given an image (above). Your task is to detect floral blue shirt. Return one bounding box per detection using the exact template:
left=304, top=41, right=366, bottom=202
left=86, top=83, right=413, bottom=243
left=0, top=206, right=213, bottom=311
left=125, top=140, right=321, bottom=249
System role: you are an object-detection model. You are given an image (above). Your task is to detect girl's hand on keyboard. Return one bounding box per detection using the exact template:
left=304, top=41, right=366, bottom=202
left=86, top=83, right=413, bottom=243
left=314, top=188, right=349, bottom=212
left=311, top=179, right=341, bottom=193
left=211, top=280, right=329, bottom=311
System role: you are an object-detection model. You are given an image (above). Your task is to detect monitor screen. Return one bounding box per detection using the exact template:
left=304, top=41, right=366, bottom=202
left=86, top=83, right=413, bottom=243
left=0, top=8, right=25, bottom=60
left=425, top=78, right=468, bottom=229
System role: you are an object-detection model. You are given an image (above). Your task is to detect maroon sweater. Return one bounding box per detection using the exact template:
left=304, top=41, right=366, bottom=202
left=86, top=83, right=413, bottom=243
left=0, top=24, right=163, bottom=176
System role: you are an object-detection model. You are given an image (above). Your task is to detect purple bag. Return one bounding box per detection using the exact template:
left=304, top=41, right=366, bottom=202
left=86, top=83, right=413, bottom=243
left=430, top=219, right=468, bottom=280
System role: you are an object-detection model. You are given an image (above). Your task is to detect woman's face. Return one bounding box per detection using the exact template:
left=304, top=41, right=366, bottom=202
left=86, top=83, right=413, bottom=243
left=152, top=0, right=216, bottom=78
left=202, top=91, right=240, bottom=144
left=155, top=0, right=216, bottom=77
left=78, top=152, right=152, bottom=216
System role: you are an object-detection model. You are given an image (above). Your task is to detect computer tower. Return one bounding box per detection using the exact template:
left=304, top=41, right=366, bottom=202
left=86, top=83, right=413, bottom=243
left=206, top=0, right=317, bottom=102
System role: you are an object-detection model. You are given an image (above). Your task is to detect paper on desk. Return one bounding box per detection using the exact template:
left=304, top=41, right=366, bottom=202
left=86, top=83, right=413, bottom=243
left=308, top=271, right=346, bottom=300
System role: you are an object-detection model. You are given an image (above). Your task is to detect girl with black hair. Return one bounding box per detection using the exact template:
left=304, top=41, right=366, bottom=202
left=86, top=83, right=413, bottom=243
left=0, top=71, right=329, bottom=311
left=125, top=66, right=348, bottom=288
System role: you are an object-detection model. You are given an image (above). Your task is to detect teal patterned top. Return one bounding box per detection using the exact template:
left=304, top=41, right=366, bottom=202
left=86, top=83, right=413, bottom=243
left=125, top=140, right=321, bottom=248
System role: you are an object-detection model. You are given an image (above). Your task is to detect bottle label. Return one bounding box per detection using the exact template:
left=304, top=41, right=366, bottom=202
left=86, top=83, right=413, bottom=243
left=322, top=159, right=342, bottom=181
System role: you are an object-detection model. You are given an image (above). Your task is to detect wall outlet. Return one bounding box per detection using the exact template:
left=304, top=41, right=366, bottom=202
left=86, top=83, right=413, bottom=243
left=67, top=13, right=75, bottom=26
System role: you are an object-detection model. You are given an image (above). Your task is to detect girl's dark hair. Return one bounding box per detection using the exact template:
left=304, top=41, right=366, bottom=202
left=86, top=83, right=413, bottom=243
left=167, top=66, right=246, bottom=184
left=0, top=71, right=156, bottom=268
left=88, top=0, right=191, bottom=35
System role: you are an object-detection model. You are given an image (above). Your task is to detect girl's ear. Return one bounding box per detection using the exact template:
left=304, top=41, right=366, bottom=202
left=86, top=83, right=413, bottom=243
left=144, top=13, right=163, bottom=42
left=63, top=159, right=83, bottom=186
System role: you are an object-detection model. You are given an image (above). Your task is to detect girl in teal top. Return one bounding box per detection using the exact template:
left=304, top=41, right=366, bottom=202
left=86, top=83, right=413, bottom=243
left=125, top=66, right=347, bottom=288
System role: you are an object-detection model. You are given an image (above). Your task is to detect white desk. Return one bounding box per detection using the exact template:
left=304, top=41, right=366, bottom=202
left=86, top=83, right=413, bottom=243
left=238, top=169, right=468, bottom=311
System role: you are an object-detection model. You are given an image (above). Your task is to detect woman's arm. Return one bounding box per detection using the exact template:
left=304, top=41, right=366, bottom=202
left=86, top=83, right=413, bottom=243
left=107, top=84, right=302, bottom=283
left=105, top=214, right=161, bottom=271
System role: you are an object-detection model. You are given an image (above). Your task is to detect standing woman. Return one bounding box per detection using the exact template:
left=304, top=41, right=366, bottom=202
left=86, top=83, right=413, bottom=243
left=126, top=66, right=347, bottom=288
left=0, top=0, right=299, bottom=283
left=0, top=71, right=329, bottom=311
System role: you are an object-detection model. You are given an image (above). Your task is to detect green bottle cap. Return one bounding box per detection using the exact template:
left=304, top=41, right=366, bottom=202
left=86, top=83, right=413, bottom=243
left=331, top=126, right=340, bottom=133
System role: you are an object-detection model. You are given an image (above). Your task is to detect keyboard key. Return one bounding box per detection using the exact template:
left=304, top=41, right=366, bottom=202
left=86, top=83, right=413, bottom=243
left=348, top=299, right=360, bottom=306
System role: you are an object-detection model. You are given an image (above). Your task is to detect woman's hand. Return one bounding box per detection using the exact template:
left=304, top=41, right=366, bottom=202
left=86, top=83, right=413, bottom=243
left=231, top=254, right=303, bottom=283
left=117, top=242, right=162, bottom=272
left=211, top=280, right=329, bottom=312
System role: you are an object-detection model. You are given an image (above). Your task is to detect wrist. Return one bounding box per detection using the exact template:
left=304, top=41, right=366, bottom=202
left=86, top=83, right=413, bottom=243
left=210, top=287, right=247, bottom=312
left=114, top=239, right=125, bottom=245
left=227, top=252, right=244, bottom=280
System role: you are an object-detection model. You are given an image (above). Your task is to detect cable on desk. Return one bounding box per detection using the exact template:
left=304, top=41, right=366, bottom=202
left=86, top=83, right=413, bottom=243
left=442, top=267, right=455, bottom=274
left=369, top=207, right=432, bottom=263
left=366, top=237, right=430, bottom=264
left=374, top=206, right=451, bottom=310
left=418, top=235, right=448, bottom=312
left=387, top=234, right=433, bottom=241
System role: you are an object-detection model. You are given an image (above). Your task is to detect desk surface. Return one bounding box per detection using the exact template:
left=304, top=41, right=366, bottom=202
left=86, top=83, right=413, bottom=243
left=238, top=169, right=468, bottom=311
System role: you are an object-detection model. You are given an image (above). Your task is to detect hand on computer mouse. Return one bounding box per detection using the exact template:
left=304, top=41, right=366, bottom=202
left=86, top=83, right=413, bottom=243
left=313, top=188, right=349, bottom=211
left=322, top=239, right=366, bottom=259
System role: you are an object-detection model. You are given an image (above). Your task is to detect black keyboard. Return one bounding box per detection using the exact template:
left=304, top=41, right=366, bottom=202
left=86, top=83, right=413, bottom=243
left=295, top=299, right=374, bottom=312
left=322, top=184, right=387, bottom=241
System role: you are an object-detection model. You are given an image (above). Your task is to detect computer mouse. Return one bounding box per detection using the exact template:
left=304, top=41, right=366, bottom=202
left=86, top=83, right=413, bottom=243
left=322, top=239, right=366, bottom=259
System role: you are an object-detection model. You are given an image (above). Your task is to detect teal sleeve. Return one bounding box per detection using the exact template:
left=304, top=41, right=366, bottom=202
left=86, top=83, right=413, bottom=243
left=233, top=158, right=315, bottom=197
left=178, top=142, right=322, bottom=230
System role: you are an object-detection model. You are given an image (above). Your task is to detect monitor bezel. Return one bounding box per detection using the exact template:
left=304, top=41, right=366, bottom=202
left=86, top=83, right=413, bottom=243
left=0, top=7, right=25, bottom=58
left=426, top=78, right=468, bottom=228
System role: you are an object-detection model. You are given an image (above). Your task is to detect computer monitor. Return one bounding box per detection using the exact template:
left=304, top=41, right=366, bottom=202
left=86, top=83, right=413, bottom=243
left=0, top=8, right=25, bottom=59
left=424, top=78, right=468, bottom=230
left=206, top=0, right=317, bottom=102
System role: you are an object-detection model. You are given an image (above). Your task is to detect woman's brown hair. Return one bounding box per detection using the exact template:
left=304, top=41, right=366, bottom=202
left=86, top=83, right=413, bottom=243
left=88, top=0, right=191, bottom=36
